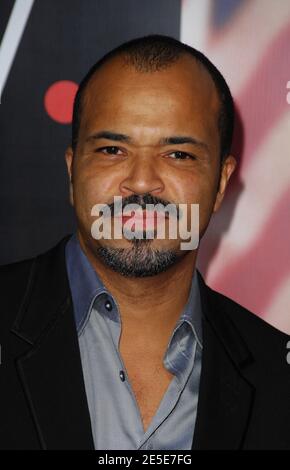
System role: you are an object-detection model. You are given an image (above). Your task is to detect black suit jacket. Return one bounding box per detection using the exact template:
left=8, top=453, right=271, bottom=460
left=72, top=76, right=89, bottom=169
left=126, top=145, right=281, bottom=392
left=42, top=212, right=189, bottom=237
left=1, top=234, right=290, bottom=450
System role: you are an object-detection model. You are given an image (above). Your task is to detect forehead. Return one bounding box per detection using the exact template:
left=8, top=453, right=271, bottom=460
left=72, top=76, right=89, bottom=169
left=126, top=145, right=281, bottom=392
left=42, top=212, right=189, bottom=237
left=80, top=55, right=221, bottom=146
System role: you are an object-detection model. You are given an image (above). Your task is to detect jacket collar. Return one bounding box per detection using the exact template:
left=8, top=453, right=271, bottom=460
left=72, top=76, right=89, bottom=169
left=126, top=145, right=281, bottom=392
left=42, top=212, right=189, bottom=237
left=10, top=234, right=95, bottom=449
left=11, top=234, right=73, bottom=345
left=192, top=272, right=255, bottom=450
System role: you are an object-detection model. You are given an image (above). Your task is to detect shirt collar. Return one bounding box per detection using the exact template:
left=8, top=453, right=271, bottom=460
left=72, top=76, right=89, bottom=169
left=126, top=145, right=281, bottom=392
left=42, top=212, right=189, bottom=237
left=65, top=232, right=109, bottom=334
left=65, top=231, right=203, bottom=347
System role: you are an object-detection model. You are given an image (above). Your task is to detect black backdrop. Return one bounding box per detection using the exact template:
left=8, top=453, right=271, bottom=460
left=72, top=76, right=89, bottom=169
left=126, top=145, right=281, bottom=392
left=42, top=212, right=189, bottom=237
left=0, top=0, right=181, bottom=264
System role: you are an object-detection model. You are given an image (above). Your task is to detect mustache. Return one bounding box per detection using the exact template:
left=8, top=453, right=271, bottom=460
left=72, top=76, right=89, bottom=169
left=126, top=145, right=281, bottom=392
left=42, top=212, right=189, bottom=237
left=107, top=193, right=180, bottom=219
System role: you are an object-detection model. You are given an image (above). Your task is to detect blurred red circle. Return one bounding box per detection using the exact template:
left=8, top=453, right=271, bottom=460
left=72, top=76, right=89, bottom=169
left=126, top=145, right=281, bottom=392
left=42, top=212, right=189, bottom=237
left=44, top=80, right=78, bottom=124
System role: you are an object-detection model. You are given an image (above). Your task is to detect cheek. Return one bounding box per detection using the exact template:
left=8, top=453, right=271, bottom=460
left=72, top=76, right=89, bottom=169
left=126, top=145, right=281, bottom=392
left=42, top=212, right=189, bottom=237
left=169, top=170, right=216, bottom=203
left=73, top=170, right=116, bottom=234
left=168, top=171, right=218, bottom=228
left=74, top=163, right=118, bottom=208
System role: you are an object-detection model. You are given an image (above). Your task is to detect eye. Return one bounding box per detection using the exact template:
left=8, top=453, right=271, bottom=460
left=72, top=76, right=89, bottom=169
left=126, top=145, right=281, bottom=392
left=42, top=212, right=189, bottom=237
left=167, top=151, right=196, bottom=161
left=95, top=146, right=123, bottom=155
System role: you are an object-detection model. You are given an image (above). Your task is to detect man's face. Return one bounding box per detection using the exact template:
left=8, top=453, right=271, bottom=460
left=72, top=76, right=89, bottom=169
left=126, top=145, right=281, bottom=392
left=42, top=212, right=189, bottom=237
left=65, top=55, right=236, bottom=276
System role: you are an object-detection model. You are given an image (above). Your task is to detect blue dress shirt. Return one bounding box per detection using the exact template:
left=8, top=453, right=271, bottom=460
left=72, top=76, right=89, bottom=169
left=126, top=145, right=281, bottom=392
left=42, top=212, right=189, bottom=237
left=65, top=232, right=203, bottom=450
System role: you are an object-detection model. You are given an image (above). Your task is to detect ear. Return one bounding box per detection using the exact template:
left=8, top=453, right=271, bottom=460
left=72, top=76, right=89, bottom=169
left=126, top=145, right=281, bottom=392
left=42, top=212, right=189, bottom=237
left=213, top=155, right=237, bottom=213
left=65, top=146, right=74, bottom=207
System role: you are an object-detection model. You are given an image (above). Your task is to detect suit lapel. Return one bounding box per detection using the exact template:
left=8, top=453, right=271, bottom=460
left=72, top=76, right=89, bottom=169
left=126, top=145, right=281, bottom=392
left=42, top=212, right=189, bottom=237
left=10, top=235, right=94, bottom=450
left=192, top=272, right=255, bottom=450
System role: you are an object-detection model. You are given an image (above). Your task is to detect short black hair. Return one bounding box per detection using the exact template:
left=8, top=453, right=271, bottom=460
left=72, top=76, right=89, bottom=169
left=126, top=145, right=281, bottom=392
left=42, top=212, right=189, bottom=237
left=72, top=34, right=234, bottom=162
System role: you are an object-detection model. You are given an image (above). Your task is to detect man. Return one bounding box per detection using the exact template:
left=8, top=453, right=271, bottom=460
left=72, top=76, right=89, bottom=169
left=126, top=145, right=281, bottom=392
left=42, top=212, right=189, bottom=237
left=0, top=35, right=290, bottom=450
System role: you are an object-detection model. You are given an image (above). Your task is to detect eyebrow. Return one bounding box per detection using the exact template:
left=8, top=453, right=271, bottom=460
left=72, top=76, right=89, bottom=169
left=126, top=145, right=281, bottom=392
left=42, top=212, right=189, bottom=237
left=85, top=130, right=209, bottom=151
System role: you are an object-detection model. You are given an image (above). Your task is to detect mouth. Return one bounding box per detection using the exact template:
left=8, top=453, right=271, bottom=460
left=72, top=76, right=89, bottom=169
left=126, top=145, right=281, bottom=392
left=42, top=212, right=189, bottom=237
left=114, top=210, right=169, bottom=230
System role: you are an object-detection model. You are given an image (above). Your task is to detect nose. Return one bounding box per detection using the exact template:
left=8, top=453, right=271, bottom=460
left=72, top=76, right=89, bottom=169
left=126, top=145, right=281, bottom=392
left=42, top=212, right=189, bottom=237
left=119, top=153, right=165, bottom=196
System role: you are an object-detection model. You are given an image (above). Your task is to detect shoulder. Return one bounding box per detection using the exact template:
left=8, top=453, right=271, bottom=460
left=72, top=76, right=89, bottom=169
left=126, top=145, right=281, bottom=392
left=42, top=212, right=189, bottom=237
left=0, top=256, right=35, bottom=282
left=0, top=256, right=37, bottom=331
left=0, top=234, right=72, bottom=294
left=0, top=235, right=71, bottom=331
left=209, top=285, right=289, bottom=340
left=203, top=280, right=290, bottom=367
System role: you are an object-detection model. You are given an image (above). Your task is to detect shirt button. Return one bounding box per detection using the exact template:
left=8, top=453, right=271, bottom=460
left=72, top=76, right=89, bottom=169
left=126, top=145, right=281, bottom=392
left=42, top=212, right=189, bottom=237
left=119, top=370, right=125, bottom=382
left=105, top=300, right=112, bottom=311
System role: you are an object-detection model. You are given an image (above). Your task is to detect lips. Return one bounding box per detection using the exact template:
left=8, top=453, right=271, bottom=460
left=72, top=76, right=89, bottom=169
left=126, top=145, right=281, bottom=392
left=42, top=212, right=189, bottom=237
left=115, top=210, right=168, bottom=230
